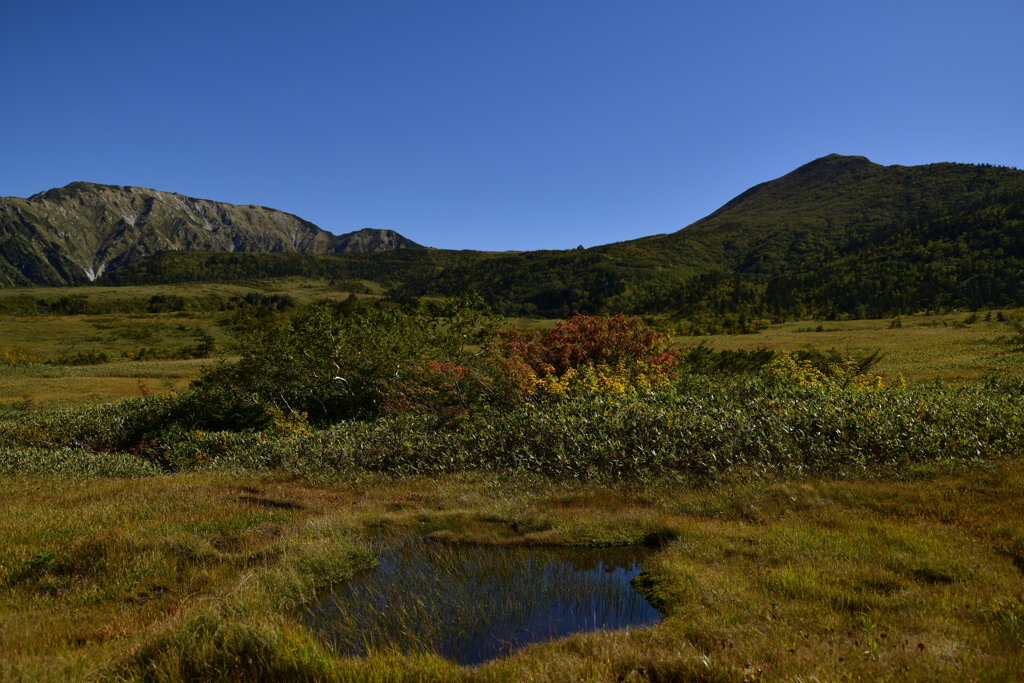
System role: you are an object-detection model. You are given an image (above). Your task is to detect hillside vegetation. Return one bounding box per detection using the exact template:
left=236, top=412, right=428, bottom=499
left=397, top=155, right=1024, bottom=318
left=93, top=248, right=491, bottom=289
left=4, top=157, right=1024, bottom=681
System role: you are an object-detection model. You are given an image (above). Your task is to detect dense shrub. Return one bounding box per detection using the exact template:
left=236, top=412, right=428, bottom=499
left=678, top=345, right=776, bottom=375
left=496, top=313, right=676, bottom=376
left=2, top=311, right=1019, bottom=481
left=48, top=351, right=110, bottom=366
left=191, top=294, right=501, bottom=425
left=0, top=446, right=160, bottom=477
left=493, top=313, right=679, bottom=400
left=6, top=374, right=1019, bottom=481
left=315, top=379, right=1022, bottom=480
left=0, top=395, right=182, bottom=452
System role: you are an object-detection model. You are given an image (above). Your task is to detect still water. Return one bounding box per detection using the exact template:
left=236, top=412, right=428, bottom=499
left=301, top=539, right=661, bottom=665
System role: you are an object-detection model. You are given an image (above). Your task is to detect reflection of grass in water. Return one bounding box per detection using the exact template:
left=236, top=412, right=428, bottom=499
left=304, top=539, right=661, bottom=665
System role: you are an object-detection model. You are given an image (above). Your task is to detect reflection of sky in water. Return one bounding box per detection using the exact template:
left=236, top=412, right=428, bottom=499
left=302, top=539, right=662, bottom=666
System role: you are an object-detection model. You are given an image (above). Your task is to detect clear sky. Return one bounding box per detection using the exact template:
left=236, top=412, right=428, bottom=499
left=3, top=1, right=1022, bottom=251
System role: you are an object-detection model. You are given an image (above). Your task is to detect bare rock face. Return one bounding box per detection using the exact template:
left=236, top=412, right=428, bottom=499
left=0, top=182, right=424, bottom=286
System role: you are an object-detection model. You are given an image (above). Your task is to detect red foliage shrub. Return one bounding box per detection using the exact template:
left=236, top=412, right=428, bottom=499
left=494, top=313, right=677, bottom=378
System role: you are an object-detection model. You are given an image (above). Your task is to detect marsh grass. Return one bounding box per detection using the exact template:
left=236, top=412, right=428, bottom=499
left=0, top=470, right=1022, bottom=681
left=0, top=278, right=379, bottom=406
left=0, top=360, right=205, bottom=409
left=0, top=474, right=373, bottom=682
left=0, top=314, right=227, bottom=359
left=0, top=323, right=191, bottom=407
left=1, top=300, right=1023, bottom=679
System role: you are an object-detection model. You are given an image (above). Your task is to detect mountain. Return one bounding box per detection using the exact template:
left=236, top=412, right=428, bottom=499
left=8, top=156, right=1024, bottom=321
left=621, top=154, right=1024, bottom=274
left=0, top=182, right=423, bottom=286
left=394, top=155, right=1024, bottom=318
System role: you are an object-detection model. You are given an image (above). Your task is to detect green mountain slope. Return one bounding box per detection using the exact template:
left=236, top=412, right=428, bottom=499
left=0, top=182, right=423, bottom=286
left=642, top=154, right=1024, bottom=275
left=94, top=248, right=493, bottom=288
left=761, top=188, right=1024, bottom=317
left=395, top=155, right=1024, bottom=317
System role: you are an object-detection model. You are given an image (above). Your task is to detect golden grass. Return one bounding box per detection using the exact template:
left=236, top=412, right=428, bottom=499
left=677, top=311, right=1023, bottom=382
left=1, top=469, right=1022, bottom=681
left=0, top=359, right=211, bottom=407
left=0, top=279, right=384, bottom=406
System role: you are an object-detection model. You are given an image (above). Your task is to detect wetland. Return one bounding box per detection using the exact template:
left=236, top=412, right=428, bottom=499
left=302, top=539, right=661, bottom=665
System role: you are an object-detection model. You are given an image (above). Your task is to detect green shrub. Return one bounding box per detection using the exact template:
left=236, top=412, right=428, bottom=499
left=48, top=350, right=110, bottom=365
left=678, top=344, right=775, bottom=374
left=191, top=294, right=501, bottom=425
left=0, top=446, right=160, bottom=477
left=95, top=377, right=1020, bottom=481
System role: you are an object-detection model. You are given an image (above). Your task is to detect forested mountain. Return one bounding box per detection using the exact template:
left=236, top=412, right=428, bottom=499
left=0, top=182, right=423, bottom=286
left=394, top=155, right=1024, bottom=318
left=96, top=248, right=492, bottom=288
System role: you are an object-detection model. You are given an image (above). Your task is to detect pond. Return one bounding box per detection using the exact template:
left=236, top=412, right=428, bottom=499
left=300, top=538, right=662, bottom=666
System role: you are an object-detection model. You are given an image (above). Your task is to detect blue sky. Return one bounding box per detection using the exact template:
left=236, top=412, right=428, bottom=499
left=3, top=1, right=1022, bottom=251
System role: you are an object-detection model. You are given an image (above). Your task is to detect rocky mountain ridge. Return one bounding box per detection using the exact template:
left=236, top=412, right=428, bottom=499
left=0, top=182, right=423, bottom=286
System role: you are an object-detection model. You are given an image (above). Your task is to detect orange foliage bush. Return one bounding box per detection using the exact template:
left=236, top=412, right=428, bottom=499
left=492, top=314, right=678, bottom=398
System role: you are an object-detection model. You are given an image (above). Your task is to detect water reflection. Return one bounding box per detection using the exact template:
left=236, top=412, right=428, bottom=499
left=302, top=539, right=661, bottom=665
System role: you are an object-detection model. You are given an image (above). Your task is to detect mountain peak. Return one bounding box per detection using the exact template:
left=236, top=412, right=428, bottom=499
left=332, top=228, right=425, bottom=253
left=788, top=154, right=879, bottom=180
left=28, top=181, right=118, bottom=203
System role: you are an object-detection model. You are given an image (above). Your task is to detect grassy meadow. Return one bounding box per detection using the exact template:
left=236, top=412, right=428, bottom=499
left=0, top=279, right=382, bottom=407
left=3, top=470, right=1023, bottom=682
left=3, top=306, right=1019, bottom=408
left=1, top=283, right=1023, bottom=681
left=683, top=312, right=1022, bottom=384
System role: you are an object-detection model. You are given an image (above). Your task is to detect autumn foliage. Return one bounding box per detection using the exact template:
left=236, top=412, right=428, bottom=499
left=496, top=314, right=676, bottom=375
left=492, top=313, right=678, bottom=398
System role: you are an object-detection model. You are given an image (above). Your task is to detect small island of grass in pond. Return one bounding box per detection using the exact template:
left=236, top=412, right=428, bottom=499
left=301, top=539, right=662, bottom=666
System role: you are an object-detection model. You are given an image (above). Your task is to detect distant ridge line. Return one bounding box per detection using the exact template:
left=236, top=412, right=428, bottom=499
left=0, top=181, right=425, bottom=287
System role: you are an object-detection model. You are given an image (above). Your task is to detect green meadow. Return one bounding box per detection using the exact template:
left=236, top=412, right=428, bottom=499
left=1, top=283, right=1022, bottom=682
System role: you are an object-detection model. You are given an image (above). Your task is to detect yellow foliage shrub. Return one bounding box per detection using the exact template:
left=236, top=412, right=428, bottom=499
left=766, top=353, right=905, bottom=391
left=0, top=346, right=42, bottom=364
left=532, top=361, right=672, bottom=399
left=267, top=408, right=310, bottom=436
